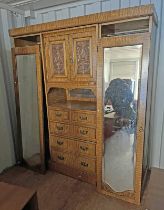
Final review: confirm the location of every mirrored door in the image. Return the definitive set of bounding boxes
[12,46,46,172]
[103,45,142,192]
[97,34,150,204]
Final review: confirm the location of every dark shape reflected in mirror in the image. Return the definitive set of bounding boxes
[103,45,142,192]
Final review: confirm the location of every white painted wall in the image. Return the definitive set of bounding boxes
[0,0,163,171]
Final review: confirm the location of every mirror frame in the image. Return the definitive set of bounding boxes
[12,46,46,173]
[96,33,150,204]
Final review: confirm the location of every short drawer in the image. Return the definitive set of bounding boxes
[78,142,96,157]
[49,122,70,136]
[77,157,96,173]
[73,125,96,141]
[51,151,69,165]
[49,109,69,122]
[50,136,68,151]
[71,111,96,125]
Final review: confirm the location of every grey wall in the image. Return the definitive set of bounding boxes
[0,9,24,172]
[0,0,164,172]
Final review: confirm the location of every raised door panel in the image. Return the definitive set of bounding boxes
[70,27,97,81]
[44,35,69,82]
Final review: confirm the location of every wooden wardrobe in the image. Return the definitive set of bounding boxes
[10,4,157,205]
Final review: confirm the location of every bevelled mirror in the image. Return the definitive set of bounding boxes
[97,34,151,204]
[12,46,46,172]
[103,45,142,192]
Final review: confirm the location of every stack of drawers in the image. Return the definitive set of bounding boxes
[48,107,97,183]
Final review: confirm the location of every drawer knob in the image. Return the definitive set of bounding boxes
[56,113,62,117]
[80,116,88,121]
[57,140,64,145]
[80,130,88,135]
[58,155,64,160]
[80,146,88,151]
[56,125,64,131]
[81,161,88,167]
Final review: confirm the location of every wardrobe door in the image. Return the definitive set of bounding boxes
[44,34,70,82]
[97,34,150,205]
[12,46,46,173]
[70,27,97,82]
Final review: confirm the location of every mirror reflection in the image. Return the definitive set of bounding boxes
[103,45,142,192]
[17,55,41,170]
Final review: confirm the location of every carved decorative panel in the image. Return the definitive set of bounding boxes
[76,40,90,74]
[51,43,65,75]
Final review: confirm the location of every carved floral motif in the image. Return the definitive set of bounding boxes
[52,44,65,75]
[76,40,90,74]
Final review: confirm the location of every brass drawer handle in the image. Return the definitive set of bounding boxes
[80,146,88,151]
[79,116,88,121]
[56,125,64,131]
[80,130,88,135]
[56,112,62,117]
[57,140,64,145]
[81,161,88,167]
[57,155,64,160]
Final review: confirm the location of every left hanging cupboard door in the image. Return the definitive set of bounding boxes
[44,34,69,82]
[12,46,46,173]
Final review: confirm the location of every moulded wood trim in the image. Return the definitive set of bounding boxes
[9,4,156,37]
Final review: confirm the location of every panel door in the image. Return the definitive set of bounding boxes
[70,27,97,82]
[44,34,70,82]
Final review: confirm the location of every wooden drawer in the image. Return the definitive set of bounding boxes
[50,136,68,151]
[51,151,69,165]
[73,125,96,141]
[78,141,96,157]
[50,136,95,157]
[49,109,69,122]
[71,111,96,125]
[49,122,70,136]
[51,151,76,166]
[77,157,96,173]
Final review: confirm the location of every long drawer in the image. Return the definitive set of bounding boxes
[48,107,96,126]
[50,136,96,157]
[51,150,96,174]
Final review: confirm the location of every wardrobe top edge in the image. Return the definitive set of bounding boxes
[9,4,157,38]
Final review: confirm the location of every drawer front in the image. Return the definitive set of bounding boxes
[71,111,96,125]
[49,109,69,122]
[50,136,68,151]
[51,151,69,165]
[74,126,96,140]
[77,157,96,173]
[50,122,70,136]
[78,142,96,157]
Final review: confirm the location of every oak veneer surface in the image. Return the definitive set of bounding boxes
[0,167,163,210]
